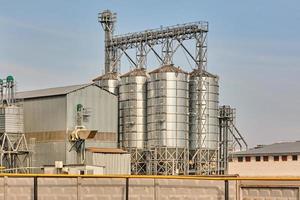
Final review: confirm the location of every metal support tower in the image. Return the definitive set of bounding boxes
[0,76,31,173]
[147,147,189,175]
[126,148,147,175]
[0,132,30,173]
[218,105,247,174]
[98,10,117,73]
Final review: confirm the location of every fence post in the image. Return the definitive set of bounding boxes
[225,180,229,200]
[125,178,129,200]
[34,176,38,200]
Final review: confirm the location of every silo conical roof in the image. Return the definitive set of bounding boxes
[189,68,218,78]
[93,72,119,81]
[120,68,148,77]
[149,64,188,74]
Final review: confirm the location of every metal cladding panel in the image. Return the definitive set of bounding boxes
[119,73,147,149]
[88,152,131,174]
[31,141,66,167]
[23,96,67,132]
[0,106,24,133]
[189,70,219,150]
[147,70,189,148]
[66,85,118,133]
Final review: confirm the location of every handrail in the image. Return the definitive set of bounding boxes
[1,173,300,181]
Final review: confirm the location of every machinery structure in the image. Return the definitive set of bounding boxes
[218,105,247,174]
[0,76,31,173]
[69,104,97,164]
[94,10,247,175]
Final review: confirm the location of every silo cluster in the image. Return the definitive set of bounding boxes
[94,65,219,175]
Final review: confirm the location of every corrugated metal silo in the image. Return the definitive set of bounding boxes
[147,64,189,175]
[119,68,148,174]
[93,72,119,95]
[189,69,219,150]
[189,69,219,174]
[119,68,148,149]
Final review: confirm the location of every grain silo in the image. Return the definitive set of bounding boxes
[119,68,148,174]
[147,64,189,175]
[189,69,219,175]
[93,72,119,95]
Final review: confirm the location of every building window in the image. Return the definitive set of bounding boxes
[255,156,261,162]
[274,156,279,161]
[238,157,243,162]
[245,156,251,162]
[292,155,298,161]
[228,157,233,162]
[263,156,269,161]
[282,155,287,161]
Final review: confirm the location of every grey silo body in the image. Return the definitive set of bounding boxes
[189,69,219,150]
[93,72,119,95]
[147,65,189,148]
[119,68,148,149]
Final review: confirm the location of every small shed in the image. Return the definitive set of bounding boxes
[85,147,131,175]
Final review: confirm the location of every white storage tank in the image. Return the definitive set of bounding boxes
[147,64,189,148]
[189,69,219,150]
[119,68,148,149]
[0,106,24,133]
[93,72,119,95]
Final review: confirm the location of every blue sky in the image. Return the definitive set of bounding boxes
[0,0,299,147]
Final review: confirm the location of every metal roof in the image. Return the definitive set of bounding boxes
[86,147,128,154]
[16,83,93,99]
[149,64,188,74]
[93,72,119,81]
[232,141,300,156]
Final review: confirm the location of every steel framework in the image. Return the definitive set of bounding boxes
[126,148,146,175]
[0,132,30,173]
[98,11,209,175]
[98,13,208,71]
[147,147,189,175]
[97,10,247,176]
[218,105,247,174]
[0,77,31,173]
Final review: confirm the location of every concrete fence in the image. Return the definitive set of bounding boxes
[0,175,300,200]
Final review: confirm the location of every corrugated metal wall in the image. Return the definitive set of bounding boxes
[66,85,118,164]
[23,96,67,132]
[23,85,118,167]
[86,152,131,174]
[31,142,66,169]
[66,85,118,133]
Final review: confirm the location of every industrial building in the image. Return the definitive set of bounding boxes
[228,141,300,176]
[91,10,247,175]
[0,10,248,175]
[16,83,118,170]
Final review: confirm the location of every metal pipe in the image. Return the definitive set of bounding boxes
[34,176,38,200]
[224,180,229,200]
[2,174,300,181]
[125,178,129,200]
